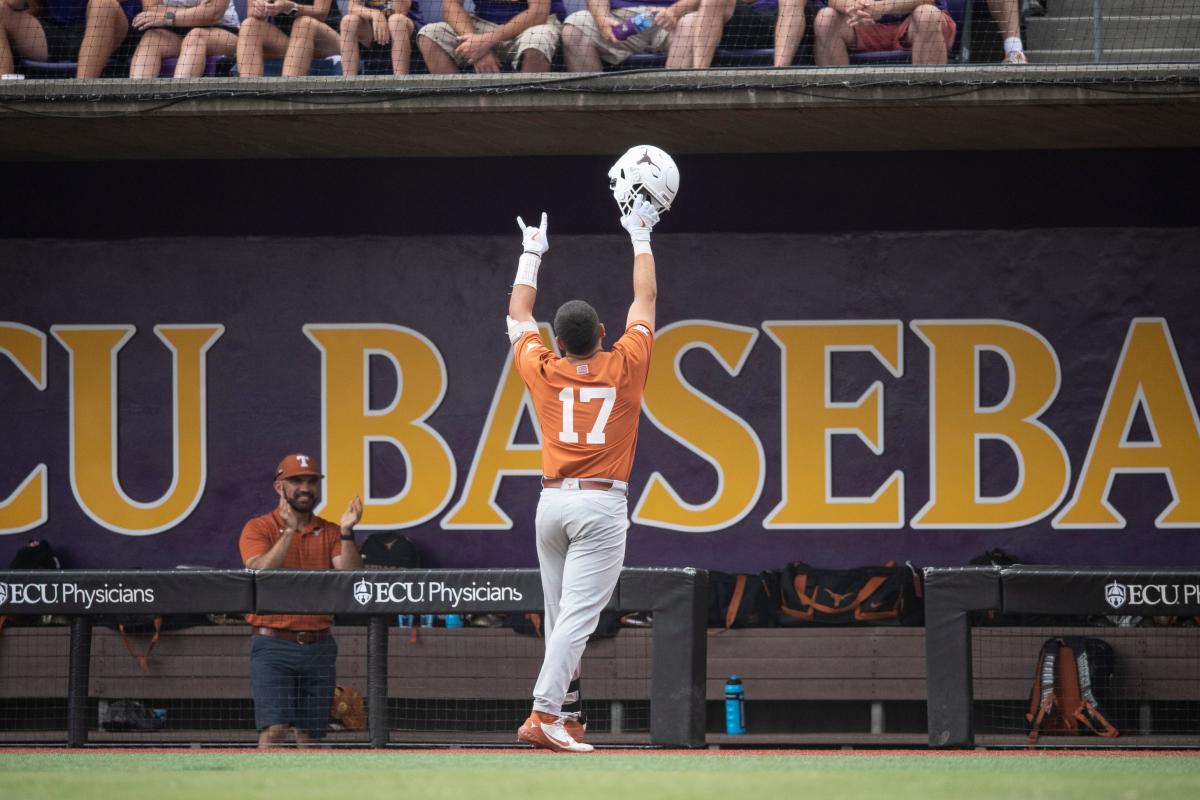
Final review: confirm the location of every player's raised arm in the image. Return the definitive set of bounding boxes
[621,197,659,331]
[507,212,550,335]
[606,145,679,332]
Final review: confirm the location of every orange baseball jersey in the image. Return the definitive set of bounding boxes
[514,320,654,482]
[239,509,343,632]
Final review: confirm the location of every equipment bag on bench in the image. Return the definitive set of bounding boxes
[776,560,919,625]
[1026,636,1119,743]
[708,571,779,628]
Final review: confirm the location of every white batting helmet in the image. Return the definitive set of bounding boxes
[608,145,680,215]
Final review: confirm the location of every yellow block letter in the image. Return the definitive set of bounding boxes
[304,324,455,528]
[441,325,556,529]
[51,324,223,535]
[911,320,1068,528]
[0,323,47,534]
[1055,318,1200,529]
[632,321,764,532]
[763,321,904,529]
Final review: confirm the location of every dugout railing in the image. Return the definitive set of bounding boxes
[925,566,1200,748]
[0,567,707,748]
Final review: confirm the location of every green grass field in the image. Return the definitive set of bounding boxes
[2,751,1200,800]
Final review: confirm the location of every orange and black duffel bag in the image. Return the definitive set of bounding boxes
[776,560,923,626]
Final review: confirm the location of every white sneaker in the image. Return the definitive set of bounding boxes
[540,719,593,753]
[1004,50,1029,65]
[519,713,594,753]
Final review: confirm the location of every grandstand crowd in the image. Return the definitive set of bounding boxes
[0,0,1029,79]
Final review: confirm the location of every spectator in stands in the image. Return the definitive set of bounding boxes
[813,0,956,66]
[1,0,47,74]
[562,0,700,70]
[28,0,140,77]
[416,0,560,74]
[127,0,239,78]
[672,0,807,68]
[988,0,1026,63]
[239,453,363,748]
[338,0,420,76]
[236,0,340,77]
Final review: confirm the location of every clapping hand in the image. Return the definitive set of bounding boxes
[339,495,364,535]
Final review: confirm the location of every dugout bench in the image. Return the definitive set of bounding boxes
[3,566,1198,747]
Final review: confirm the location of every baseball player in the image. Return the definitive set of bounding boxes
[506,195,660,754]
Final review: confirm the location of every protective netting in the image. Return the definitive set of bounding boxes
[972,619,1200,746]
[2,0,1196,79]
[0,618,653,746]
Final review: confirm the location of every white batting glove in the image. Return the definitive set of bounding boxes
[513,212,548,289]
[516,212,549,257]
[620,196,659,255]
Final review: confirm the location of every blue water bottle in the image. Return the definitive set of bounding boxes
[612,12,653,41]
[724,675,745,735]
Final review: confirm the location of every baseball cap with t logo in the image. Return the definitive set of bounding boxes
[275,454,324,481]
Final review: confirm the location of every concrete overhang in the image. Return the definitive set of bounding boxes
[1,64,1198,161]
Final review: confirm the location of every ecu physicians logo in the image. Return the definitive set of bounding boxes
[353,579,372,606]
[0,583,7,607]
[1105,581,1128,610]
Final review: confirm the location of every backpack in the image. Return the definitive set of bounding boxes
[96,614,207,672]
[360,532,422,568]
[507,610,623,640]
[1,540,64,633]
[776,560,921,626]
[707,571,779,629]
[100,699,166,732]
[7,539,61,570]
[1025,636,1119,743]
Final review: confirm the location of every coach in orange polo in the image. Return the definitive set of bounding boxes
[240,453,364,748]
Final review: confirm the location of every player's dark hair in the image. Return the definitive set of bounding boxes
[554,300,600,356]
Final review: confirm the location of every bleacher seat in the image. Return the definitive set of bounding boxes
[160,55,234,78]
[15,60,78,79]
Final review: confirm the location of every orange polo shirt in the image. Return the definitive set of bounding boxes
[514,320,654,482]
[240,509,343,632]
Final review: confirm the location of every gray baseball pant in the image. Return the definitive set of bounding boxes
[531,482,628,717]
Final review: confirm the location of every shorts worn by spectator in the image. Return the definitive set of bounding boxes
[239,452,364,748]
[416,0,563,74]
[33,0,140,77]
[127,0,239,78]
[338,0,421,75]
[562,0,700,70]
[814,0,955,66]
[673,0,807,68]
[236,0,341,77]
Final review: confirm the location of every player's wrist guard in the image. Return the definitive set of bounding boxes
[621,197,658,257]
[629,233,652,257]
[514,252,541,289]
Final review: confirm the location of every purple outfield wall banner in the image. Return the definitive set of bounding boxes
[2,228,1200,572]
